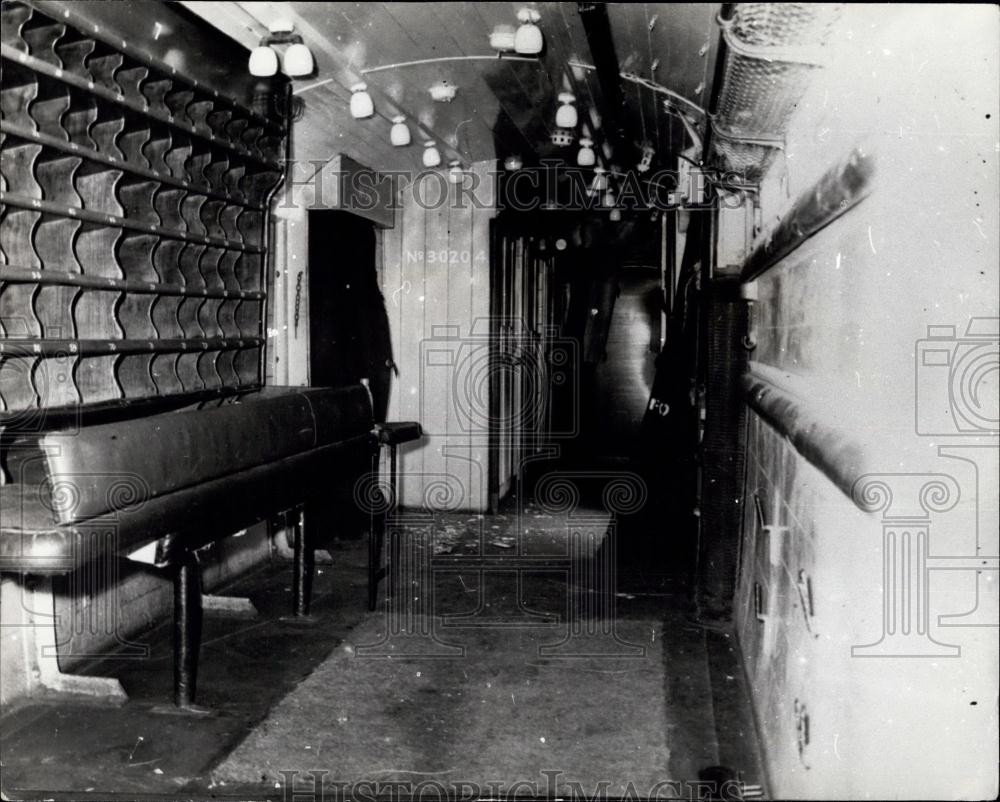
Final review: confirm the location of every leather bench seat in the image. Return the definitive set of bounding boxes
[1,385,375,573]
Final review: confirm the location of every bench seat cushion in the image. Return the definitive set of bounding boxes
[1,385,375,572]
[27,385,372,526]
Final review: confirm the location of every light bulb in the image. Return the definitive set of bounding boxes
[555,92,577,128]
[283,42,314,77]
[489,24,517,52]
[504,155,523,171]
[638,144,655,173]
[390,115,411,146]
[350,83,373,119]
[609,207,621,221]
[249,45,278,77]
[592,166,607,192]
[555,238,567,251]
[422,141,441,168]
[429,81,457,103]
[514,8,543,55]
[577,137,595,167]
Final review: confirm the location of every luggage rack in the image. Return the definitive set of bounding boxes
[708,4,842,182]
[0,0,287,419]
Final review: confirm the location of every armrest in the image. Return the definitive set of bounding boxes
[374,422,422,446]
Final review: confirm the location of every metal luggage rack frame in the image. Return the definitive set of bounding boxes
[708,4,843,182]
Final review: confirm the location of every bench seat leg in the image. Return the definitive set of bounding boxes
[152,554,212,716]
[292,508,313,617]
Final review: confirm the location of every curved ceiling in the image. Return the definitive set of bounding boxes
[183,2,721,173]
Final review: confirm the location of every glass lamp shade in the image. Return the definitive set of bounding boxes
[490,24,517,52]
[555,238,567,251]
[637,144,655,173]
[269,19,294,35]
[555,93,577,128]
[422,142,442,168]
[603,190,615,208]
[249,45,278,77]
[609,207,622,221]
[592,166,608,192]
[448,161,464,185]
[390,116,411,146]
[350,83,374,119]
[504,155,523,171]
[515,9,543,55]
[283,43,314,77]
[577,138,595,166]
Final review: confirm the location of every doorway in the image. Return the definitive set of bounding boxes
[307,210,392,421]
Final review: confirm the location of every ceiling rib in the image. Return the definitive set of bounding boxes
[576,2,639,168]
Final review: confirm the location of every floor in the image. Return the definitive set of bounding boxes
[0,496,764,801]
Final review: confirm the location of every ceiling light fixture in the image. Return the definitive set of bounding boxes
[514,8,543,55]
[429,81,457,103]
[555,92,577,128]
[248,20,314,79]
[489,24,517,52]
[423,141,442,168]
[591,166,608,193]
[390,115,411,146]
[249,44,279,77]
[638,144,655,173]
[283,42,314,78]
[350,83,374,118]
[577,137,595,167]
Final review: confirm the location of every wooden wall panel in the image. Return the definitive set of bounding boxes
[381,162,495,511]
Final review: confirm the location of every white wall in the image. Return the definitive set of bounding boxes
[737,6,999,798]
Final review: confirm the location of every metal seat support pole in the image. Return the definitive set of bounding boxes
[174,553,202,709]
[292,507,313,617]
[368,445,384,611]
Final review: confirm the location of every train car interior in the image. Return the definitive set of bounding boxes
[0,2,997,800]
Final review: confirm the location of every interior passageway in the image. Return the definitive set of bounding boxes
[0,3,996,800]
[2,497,761,799]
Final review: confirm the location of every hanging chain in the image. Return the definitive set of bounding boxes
[293,271,303,338]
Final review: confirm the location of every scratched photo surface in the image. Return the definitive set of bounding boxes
[0,3,997,801]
